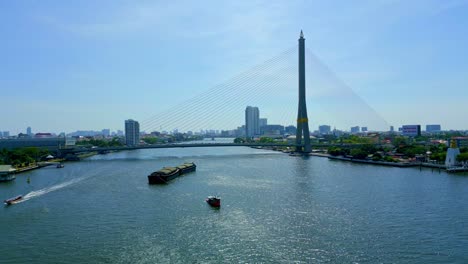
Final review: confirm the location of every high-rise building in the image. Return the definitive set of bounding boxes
[361,127,368,132]
[125,119,140,146]
[319,125,331,134]
[245,106,259,137]
[27,127,32,136]
[351,126,360,134]
[426,124,441,133]
[390,126,394,132]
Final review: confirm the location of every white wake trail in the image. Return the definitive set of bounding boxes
[18,177,84,203]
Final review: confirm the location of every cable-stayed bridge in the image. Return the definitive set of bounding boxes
[61,31,388,156]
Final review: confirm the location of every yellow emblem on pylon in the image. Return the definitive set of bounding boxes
[297,118,308,123]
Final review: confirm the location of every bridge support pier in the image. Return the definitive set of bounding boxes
[295,30,311,153]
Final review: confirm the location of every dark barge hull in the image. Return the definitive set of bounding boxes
[148,169,180,184]
[148,163,196,184]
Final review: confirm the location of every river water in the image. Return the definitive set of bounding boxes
[1,140,468,263]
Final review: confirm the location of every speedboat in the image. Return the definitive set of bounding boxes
[56,163,64,168]
[206,196,221,208]
[4,195,23,205]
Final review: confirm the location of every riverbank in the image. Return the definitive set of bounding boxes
[327,155,418,167]
[78,152,98,159]
[325,155,461,172]
[14,164,41,174]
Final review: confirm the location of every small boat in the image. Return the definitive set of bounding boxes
[206,196,221,208]
[56,163,64,168]
[4,195,23,205]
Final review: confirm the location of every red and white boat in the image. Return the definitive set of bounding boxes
[206,196,221,208]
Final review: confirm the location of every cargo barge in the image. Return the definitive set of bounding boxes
[148,162,196,184]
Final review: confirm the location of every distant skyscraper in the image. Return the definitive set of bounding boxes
[245,106,259,137]
[125,119,140,146]
[102,129,110,137]
[259,118,268,128]
[361,127,368,132]
[390,126,394,132]
[402,125,421,137]
[27,127,32,136]
[319,125,331,134]
[426,124,441,133]
[350,126,360,134]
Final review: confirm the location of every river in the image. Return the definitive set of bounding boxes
[1,140,468,263]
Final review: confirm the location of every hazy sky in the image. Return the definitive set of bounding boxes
[1,0,467,134]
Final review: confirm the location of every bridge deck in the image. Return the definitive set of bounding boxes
[59,142,366,154]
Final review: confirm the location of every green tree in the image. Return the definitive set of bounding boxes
[350,149,368,159]
[430,152,446,162]
[456,152,468,162]
[142,137,159,144]
[258,137,274,143]
[361,144,377,155]
[234,137,245,144]
[372,152,382,161]
[327,147,343,156]
[393,136,407,146]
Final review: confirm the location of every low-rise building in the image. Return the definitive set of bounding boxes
[0,165,16,182]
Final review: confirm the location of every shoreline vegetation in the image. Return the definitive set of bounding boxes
[246,134,467,173]
[2,133,468,176]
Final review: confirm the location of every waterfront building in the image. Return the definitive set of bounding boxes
[426,124,441,133]
[319,125,331,135]
[245,106,260,138]
[0,165,16,182]
[125,119,140,146]
[402,125,421,137]
[261,125,284,136]
[35,133,53,138]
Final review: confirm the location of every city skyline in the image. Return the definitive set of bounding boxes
[2,1,468,134]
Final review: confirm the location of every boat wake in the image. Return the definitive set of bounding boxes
[17,178,84,203]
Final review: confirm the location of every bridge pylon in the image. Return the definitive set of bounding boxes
[295,30,312,153]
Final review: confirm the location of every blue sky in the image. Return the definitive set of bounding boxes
[1,0,467,134]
